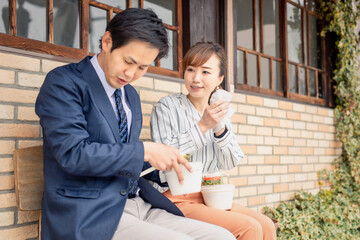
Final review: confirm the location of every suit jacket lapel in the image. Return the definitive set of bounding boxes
[77,57,121,143]
[124,85,140,142]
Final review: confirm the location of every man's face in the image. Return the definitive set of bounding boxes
[99,32,159,89]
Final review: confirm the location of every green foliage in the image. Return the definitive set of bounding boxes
[263,1,360,239]
[264,190,360,240]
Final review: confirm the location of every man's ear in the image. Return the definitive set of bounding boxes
[101,31,112,52]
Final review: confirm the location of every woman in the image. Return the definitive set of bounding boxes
[150,42,276,240]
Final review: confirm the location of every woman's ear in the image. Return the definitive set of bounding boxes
[218,75,224,86]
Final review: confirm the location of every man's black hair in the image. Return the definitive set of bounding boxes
[99,8,169,62]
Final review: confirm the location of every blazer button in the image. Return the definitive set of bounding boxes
[119,172,124,176]
[126,173,132,178]
[120,189,127,196]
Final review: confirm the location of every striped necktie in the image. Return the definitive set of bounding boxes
[115,89,138,197]
[114,89,128,143]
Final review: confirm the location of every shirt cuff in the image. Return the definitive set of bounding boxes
[213,126,232,149]
[214,126,228,138]
[159,171,167,183]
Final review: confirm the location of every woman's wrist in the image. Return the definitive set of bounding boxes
[214,127,226,136]
[197,121,210,135]
[214,126,228,138]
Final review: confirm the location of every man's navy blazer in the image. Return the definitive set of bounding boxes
[35,56,183,240]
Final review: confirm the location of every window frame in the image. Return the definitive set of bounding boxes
[234,0,330,106]
[0,0,183,78]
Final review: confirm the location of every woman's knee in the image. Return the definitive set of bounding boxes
[261,216,277,238]
[235,218,263,240]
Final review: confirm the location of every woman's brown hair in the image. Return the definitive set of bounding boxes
[182,42,227,78]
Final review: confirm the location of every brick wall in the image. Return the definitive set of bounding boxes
[138,79,341,212]
[0,51,341,239]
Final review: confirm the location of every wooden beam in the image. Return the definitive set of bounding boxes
[259,0,263,53]
[147,66,181,78]
[177,0,183,75]
[47,0,54,43]
[9,0,16,35]
[281,0,289,97]
[257,54,261,87]
[252,0,256,50]
[81,0,89,55]
[0,33,85,60]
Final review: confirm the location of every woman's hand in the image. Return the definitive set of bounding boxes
[197,100,229,135]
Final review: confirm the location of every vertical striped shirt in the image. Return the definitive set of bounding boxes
[151,93,244,174]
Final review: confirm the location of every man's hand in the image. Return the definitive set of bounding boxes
[143,142,192,184]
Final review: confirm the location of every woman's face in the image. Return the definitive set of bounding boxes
[184,54,224,102]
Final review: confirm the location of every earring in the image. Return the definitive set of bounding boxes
[216,85,220,90]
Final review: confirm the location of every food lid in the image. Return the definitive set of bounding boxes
[202,172,223,178]
[201,184,235,191]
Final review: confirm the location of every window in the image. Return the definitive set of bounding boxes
[235,0,328,105]
[0,0,182,78]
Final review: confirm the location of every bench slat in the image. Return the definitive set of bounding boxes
[14,146,44,211]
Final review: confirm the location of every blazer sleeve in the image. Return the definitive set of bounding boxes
[35,68,144,178]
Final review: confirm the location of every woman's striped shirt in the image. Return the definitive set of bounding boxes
[150,93,244,174]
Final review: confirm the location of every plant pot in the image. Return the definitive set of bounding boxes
[165,162,203,196]
[201,184,235,210]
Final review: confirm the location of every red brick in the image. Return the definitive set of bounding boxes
[0,224,38,240]
[0,175,14,190]
[246,95,263,105]
[0,158,14,172]
[248,196,265,206]
[0,124,39,138]
[278,101,292,110]
[242,145,257,154]
[229,177,247,186]
[274,147,288,155]
[0,87,38,104]
[264,156,280,164]
[0,140,15,154]
[17,210,40,224]
[288,165,302,173]
[231,114,246,123]
[264,118,280,127]
[142,116,150,127]
[0,193,16,208]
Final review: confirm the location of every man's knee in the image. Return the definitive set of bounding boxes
[206,225,236,240]
[169,232,194,240]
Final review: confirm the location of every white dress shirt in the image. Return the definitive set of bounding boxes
[90,54,132,137]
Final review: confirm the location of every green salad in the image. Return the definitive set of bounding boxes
[183,154,191,162]
[202,175,223,185]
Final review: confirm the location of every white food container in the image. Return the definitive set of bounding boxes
[201,184,235,210]
[165,162,203,196]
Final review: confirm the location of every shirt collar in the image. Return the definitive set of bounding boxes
[90,54,120,99]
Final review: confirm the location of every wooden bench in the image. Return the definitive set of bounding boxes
[13,145,279,238]
[14,145,43,239]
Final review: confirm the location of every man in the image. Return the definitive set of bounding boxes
[36,8,234,240]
